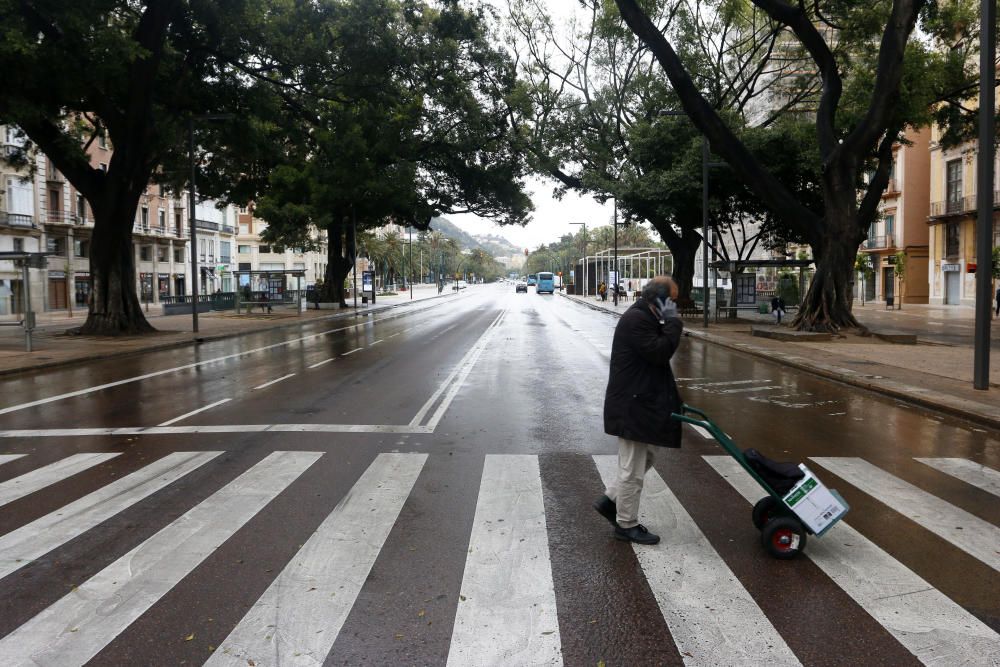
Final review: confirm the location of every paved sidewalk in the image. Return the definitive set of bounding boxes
[0,283,454,377]
[563,293,1000,431]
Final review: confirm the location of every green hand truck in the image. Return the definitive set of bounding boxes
[671,404,850,559]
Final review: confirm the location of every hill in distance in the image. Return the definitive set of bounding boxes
[429,216,521,258]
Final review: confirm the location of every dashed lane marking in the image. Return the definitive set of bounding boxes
[253,373,296,390]
[158,399,232,426]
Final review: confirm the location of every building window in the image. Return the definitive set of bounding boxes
[46,236,66,256]
[175,212,183,235]
[174,248,184,263]
[884,215,894,243]
[13,238,24,252]
[260,245,271,254]
[76,194,86,220]
[140,245,152,261]
[74,239,89,258]
[158,209,166,230]
[945,222,960,257]
[199,239,206,260]
[238,244,251,254]
[98,133,107,149]
[946,159,962,212]
[140,207,149,229]
[220,241,232,262]
[157,246,168,262]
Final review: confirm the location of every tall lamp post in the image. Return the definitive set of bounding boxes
[570,222,587,296]
[613,198,619,306]
[187,113,233,333]
[973,0,995,390]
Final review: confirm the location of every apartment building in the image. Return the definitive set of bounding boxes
[0,126,45,314]
[235,210,328,296]
[858,128,931,304]
[926,125,1000,306]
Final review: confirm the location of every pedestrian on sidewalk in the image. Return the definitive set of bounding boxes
[995,285,1000,317]
[598,281,607,302]
[771,295,786,325]
[594,276,684,545]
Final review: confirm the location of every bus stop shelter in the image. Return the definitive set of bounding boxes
[709,258,814,318]
[0,251,48,351]
[232,269,307,315]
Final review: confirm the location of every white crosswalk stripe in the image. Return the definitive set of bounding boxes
[448,455,562,667]
[208,452,427,667]
[915,457,1000,498]
[0,451,222,581]
[704,456,1000,665]
[0,454,26,467]
[0,450,997,665]
[594,455,801,666]
[811,457,1000,573]
[0,452,120,508]
[0,451,321,666]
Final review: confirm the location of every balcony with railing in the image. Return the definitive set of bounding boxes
[220,225,235,235]
[0,212,36,229]
[928,191,1000,218]
[864,235,889,249]
[195,219,220,231]
[43,210,84,225]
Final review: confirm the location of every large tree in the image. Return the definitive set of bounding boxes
[0,1,308,334]
[256,0,532,305]
[613,0,973,330]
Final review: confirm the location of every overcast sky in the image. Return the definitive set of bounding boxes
[449,177,615,251]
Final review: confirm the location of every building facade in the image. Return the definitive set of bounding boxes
[858,128,931,305]
[926,125,1000,306]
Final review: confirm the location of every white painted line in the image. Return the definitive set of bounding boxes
[369,339,382,345]
[308,358,335,369]
[811,457,1000,573]
[915,458,1000,498]
[0,451,222,580]
[341,347,364,356]
[717,385,783,394]
[253,373,296,390]
[209,453,427,666]
[0,453,120,508]
[593,455,800,666]
[158,398,232,426]
[0,424,433,438]
[690,424,713,440]
[689,379,771,387]
[0,451,322,666]
[423,312,505,431]
[448,455,561,667]
[0,454,25,466]
[387,332,400,338]
[410,310,505,429]
[703,456,1000,665]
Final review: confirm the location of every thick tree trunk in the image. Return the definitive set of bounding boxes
[323,219,356,307]
[792,213,863,332]
[76,199,155,336]
[648,219,701,306]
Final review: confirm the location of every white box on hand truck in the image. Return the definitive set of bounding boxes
[781,464,849,536]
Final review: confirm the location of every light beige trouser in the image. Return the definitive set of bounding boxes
[604,437,655,528]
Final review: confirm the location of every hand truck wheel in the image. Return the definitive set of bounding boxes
[761,516,807,559]
[751,496,779,531]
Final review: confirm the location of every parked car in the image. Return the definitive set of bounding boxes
[516,281,528,293]
[452,280,469,290]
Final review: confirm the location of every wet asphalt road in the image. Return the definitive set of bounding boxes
[0,284,998,666]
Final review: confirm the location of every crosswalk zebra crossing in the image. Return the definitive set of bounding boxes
[0,449,997,665]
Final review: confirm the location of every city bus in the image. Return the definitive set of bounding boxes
[536,271,555,294]
[527,274,537,286]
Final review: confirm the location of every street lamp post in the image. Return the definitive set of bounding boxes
[409,226,413,300]
[613,198,619,306]
[187,113,233,333]
[570,222,587,296]
[973,0,995,390]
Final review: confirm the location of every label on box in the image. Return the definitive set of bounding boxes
[782,465,847,534]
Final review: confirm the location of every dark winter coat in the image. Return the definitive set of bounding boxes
[603,298,684,448]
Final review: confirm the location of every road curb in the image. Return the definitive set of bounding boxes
[560,293,1000,431]
[1,291,458,379]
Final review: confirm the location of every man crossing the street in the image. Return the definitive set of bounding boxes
[594,275,684,545]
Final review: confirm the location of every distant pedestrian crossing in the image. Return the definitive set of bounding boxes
[0,449,997,665]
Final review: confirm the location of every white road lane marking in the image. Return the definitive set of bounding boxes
[447,455,561,667]
[704,456,1000,665]
[370,339,383,345]
[253,373,296,390]
[689,379,773,387]
[208,453,427,667]
[690,424,713,439]
[410,310,506,429]
[0,453,120,508]
[308,358,335,369]
[811,457,1000,573]
[716,385,784,394]
[158,398,232,426]
[915,458,1000,498]
[0,424,433,438]
[0,451,222,580]
[593,455,801,666]
[341,347,364,356]
[0,454,25,466]
[0,451,322,666]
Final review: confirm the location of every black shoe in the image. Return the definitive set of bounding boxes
[593,495,617,526]
[614,523,660,545]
